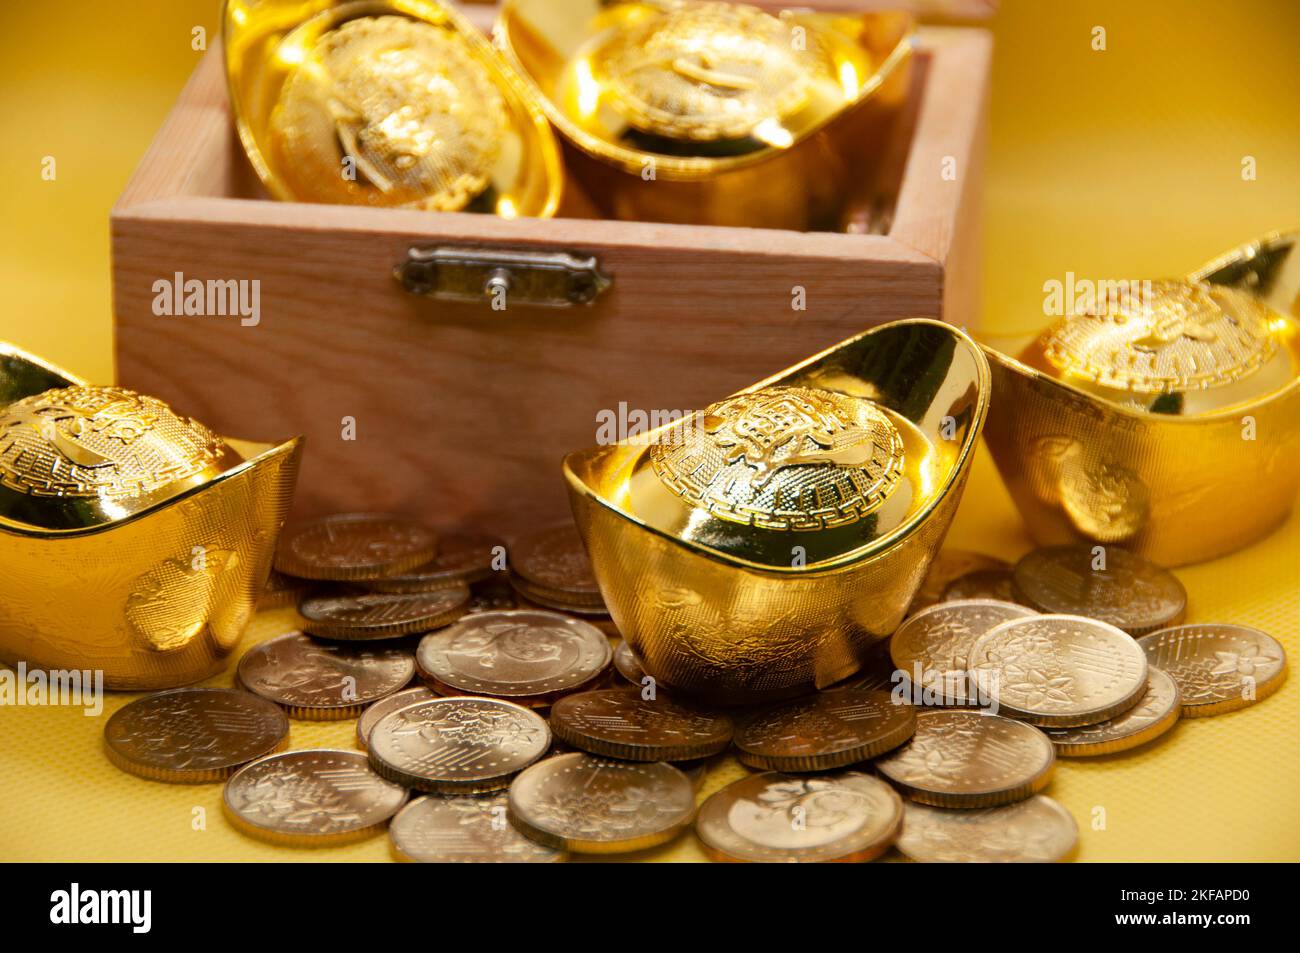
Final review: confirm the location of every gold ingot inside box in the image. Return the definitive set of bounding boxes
[564,320,989,703]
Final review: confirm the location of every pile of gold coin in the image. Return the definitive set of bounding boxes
[102,510,1286,861]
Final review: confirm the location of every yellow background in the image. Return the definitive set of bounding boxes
[2,0,1299,861]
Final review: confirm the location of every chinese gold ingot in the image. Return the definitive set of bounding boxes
[563,320,989,703]
[498,0,914,230]
[223,0,563,217]
[0,342,302,690]
[982,231,1300,567]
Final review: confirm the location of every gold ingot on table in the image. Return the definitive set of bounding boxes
[982,231,1300,566]
[563,319,990,703]
[0,342,302,690]
[498,0,914,230]
[223,0,563,217]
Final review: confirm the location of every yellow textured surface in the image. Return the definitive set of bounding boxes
[2,0,1300,861]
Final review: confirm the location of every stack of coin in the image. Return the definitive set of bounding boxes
[508,524,609,617]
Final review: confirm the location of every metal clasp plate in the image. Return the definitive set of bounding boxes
[396,246,612,309]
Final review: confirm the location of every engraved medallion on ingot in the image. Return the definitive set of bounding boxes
[1012,545,1187,636]
[968,615,1148,727]
[874,710,1055,808]
[509,524,604,609]
[734,690,916,772]
[416,610,612,704]
[1137,624,1287,718]
[275,513,438,581]
[896,795,1078,863]
[356,686,438,750]
[237,632,415,720]
[367,532,504,593]
[104,688,289,784]
[1043,668,1181,755]
[696,771,903,863]
[549,689,733,761]
[367,696,551,794]
[507,753,695,854]
[223,749,408,846]
[389,793,566,863]
[890,600,1037,706]
[299,586,469,641]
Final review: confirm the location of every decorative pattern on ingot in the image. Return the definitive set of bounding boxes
[270,15,507,211]
[649,386,905,531]
[1038,281,1275,395]
[896,795,1078,863]
[0,386,228,502]
[593,1,819,141]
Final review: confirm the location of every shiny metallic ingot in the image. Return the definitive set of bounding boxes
[499,0,914,230]
[0,342,302,690]
[563,320,989,704]
[223,0,562,217]
[983,231,1300,567]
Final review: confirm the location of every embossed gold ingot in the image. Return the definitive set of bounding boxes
[223,0,563,217]
[0,342,302,690]
[498,0,914,229]
[564,320,990,703]
[983,231,1300,566]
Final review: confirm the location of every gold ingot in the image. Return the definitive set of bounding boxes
[223,0,563,217]
[498,0,914,230]
[563,320,989,703]
[0,342,302,690]
[983,231,1300,566]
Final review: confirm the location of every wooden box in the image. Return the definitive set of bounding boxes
[112,3,992,536]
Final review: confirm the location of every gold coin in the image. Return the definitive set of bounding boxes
[274,513,439,582]
[1043,668,1181,755]
[908,550,1012,614]
[389,793,567,863]
[825,640,899,693]
[896,795,1078,863]
[941,568,1019,604]
[416,609,612,705]
[874,710,1055,808]
[509,524,604,608]
[733,690,916,772]
[1137,624,1288,718]
[507,753,695,854]
[1011,545,1186,636]
[695,771,903,863]
[889,600,1037,706]
[237,631,415,720]
[968,614,1148,727]
[367,696,551,794]
[355,686,437,750]
[104,688,289,784]
[466,579,520,615]
[613,639,647,687]
[367,532,505,594]
[299,586,469,640]
[223,749,408,847]
[549,689,733,761]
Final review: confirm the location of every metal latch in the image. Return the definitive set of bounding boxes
[396,246,612,309]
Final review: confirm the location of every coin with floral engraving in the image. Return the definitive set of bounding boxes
[509,524,604,609]
[274,513,439,581]
[549,689,733,761]
[696,771,903,863]
[890,600,1037,706]
[416,609,612,705]
[367,532,505,594]
[355,686,438,750]
[300,586,470,640]
[104,688,289,783]
[1137,624,1287,718]
[733,690,916,772]
[941,569,1020,605]
[237,631,415,720]
[507,753,695,853]
[874,710,1055,807]
[223,749,408,846]
[1011,545,1186,636]
[967,614,1148,727]
[1043,668,1181,755]
[389,793,567,863]
[908,550,1012,614]
[896,795,1078,863]
[367,696,551,794]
